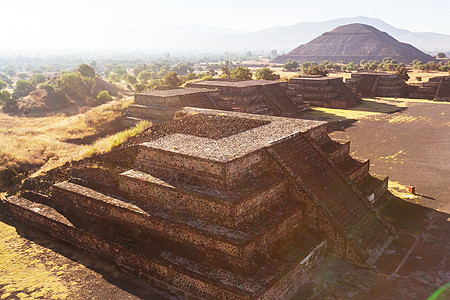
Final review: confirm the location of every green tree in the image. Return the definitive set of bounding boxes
[172,63,193,76]
[17,73,28,80]
[96,90,113,104]
[230,66,252,80]
[163,72,182,87]
[208,68,218,77]
[283,60,299,71]
[221,65,230,76]
[124,74,138,85]
[185,73,198,81]
[56,72,95,102]
[148,79,162,89]
[437,52,446,58]
[255,67,280,80]
[76,63,96,78]
[4,68,16,77]
[138,70,154,83]
[133,64,147,77]
[303,64,328,76]
[0,74,12,85]
[270,49,278,58]
[134,83,147,93]
[108,73,122,83]
[31,74,47,86]
[0,80,7,90]
[38,82,55,94]
[0,90,12,105]
[346,62,358,71]
[396,67,410,81]
[113,66,128,77]
[13,80,36,98]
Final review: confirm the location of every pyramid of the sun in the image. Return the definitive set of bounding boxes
[2,108,395,299]
[272,23,434,64]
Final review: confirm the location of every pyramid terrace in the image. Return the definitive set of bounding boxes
[2,107,396,299]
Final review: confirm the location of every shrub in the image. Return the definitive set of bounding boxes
[134,83,147,93]
[255,67,280,80]
[31,74,47,86]
[283,60,299,71]
[76,63,96,78]
[38,82,55,94]
[396,67,410,81]
[230,66,252,80]
[56,72,96,102]
[46,88,70,110]
[13,80,36,98]
[96,90,113,105]
[108,73,122,83]
[163,72,182,87]
[138,70,154,83]
[0,90,12,105]
[0,80,7,90]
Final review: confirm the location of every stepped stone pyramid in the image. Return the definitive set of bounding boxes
[186,79,308,117]
[410,76,450,101]
[272,23,434,64]
[345,72,411,98]
[124,87,218,126]
[2,108,395,299]
[288,76,361,108]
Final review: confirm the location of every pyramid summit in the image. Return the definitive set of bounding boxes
[272,23,435,64]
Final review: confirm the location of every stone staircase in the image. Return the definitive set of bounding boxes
[262,84,301,117]
[267,133,395,265]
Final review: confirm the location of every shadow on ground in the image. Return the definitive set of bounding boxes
[0,212,173,300]
[293,192,450,300]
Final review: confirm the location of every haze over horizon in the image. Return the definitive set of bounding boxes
[2,0,450,55]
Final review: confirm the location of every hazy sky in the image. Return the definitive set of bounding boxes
[3,0,449,33]
[1,0,449,54]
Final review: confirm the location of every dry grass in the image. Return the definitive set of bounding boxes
[0,98,143,189]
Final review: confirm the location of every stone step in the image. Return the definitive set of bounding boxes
[355,173,389,204]
[267,134,394,264]
[317,138,350,164]
[118,169,288,228]
[298,92,339,100]
[50,182,304,263]
[122,116,143,127]
[126,104,177,121]
[135,142,267,189]
[338,156,370,182]
[2,195,327,300]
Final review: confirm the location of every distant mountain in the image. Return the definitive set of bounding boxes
[271,23,435,64]
[240,17,450,54]
[105,17,450,54]
[2,17,449,55]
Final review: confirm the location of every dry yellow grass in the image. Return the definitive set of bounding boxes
[0,98,152,189]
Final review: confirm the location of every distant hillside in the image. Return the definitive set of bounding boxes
[272,23,435,64]
[1,17,449,55]
[236,17,450,54]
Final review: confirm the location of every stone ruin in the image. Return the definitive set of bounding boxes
[186,79,308,117]
[345,73,450,101]
[2,107,396,299]
[409,76,450,101]
[288,76,361,108]
[124,87,218,126]
[345,72,410,98]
